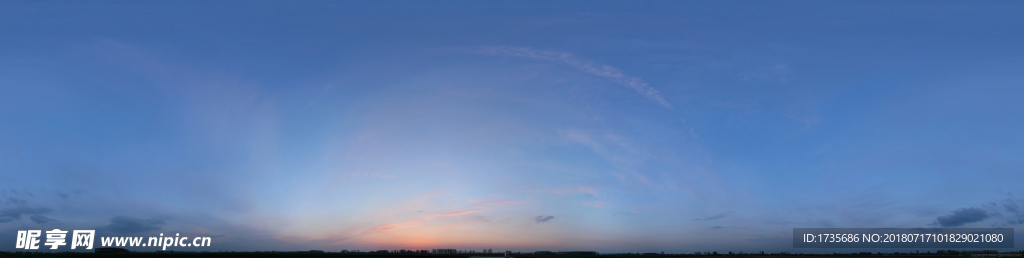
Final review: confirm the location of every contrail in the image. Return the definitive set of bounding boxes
[478,46,672,109]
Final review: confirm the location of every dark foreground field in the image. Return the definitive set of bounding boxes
[1,254,1021,258]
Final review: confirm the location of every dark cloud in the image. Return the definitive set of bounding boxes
[7,197,27,205]
[1003,199,1024,225]
[534,215,554,223]
[99,216,165,234]
[6,190,33,198]
[0,193,55,223]
[935,208,989,227]
[695,213,728,221]
[0,206,52,223]
[1004,200,1020,214]
[30,214,58,224]
[56,190,86,199]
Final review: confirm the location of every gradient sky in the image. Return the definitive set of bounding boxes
[2,0,1024,253]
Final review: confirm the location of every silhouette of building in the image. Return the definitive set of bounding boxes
[433,249,457,254]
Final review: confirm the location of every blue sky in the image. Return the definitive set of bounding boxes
[2,0,1023,253]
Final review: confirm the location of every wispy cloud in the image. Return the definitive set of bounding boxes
[361,220,424,237]
[99,216,166,234]
[695,213,729,221]
[478,46,672,109]
[546,186,599,197]
[343,172,396,179]
[472,200,523,205]
[30,214,59,224]
[534,215,555,223]
[582,201,608,209]
[434,210,480,217]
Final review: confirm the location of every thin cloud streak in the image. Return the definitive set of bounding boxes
[478,46,672,109]
[695,213,729,221]
[472,200,523,206]
[534,215,555,223]
[357,220,425,239]
[433,210,480,217]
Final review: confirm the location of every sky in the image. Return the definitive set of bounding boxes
[1,0,1024,254]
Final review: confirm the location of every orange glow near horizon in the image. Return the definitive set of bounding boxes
[326,217,565,250]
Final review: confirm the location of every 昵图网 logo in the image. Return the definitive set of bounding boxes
[15,229,212,251]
